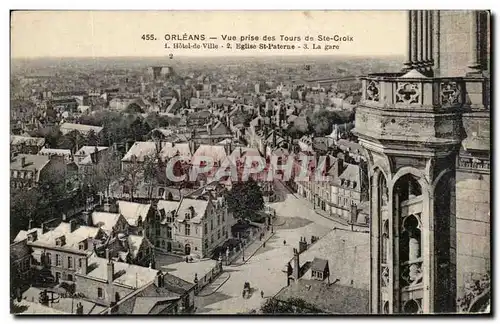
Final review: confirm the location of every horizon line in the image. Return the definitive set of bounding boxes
[11,53,405,60]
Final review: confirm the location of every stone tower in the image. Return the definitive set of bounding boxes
[354,10,490,314]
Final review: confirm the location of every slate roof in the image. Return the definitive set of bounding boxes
[10,135,45,147]
[84,255,158,289]
[275,279,369,314]
[121,142,157,162]
[60,123,103,135]
[118,201,151,226]
[10,154,50,172]
[27,222,101,252]
[91,212,121,232]
[311,257,329,272]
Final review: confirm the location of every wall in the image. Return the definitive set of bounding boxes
[455,170,490,297]
[75,275,134,306]
[31,246,88,282]
[438,11,473,77]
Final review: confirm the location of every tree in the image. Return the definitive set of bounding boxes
[225,178,264,221]
[83,149,121,198]
[309,110,349,136]
[58,130,84,153]
[86,129,99,147]
[120,158,143,201]
[29,125,62,148]
[260,297,323,314]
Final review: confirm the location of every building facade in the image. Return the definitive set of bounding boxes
[354,10,490,314]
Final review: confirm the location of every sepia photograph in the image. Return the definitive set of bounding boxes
[9,10,491,315]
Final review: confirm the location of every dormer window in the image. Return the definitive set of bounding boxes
[79,240,88,251]
[55,235,66,247]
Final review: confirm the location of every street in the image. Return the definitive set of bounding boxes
[195,180,338,314]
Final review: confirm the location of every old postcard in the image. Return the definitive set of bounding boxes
[9,10,491,315]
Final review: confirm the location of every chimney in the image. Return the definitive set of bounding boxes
[337,158,344,177]
[155,271,164,287]
[299,237,307,253]
[82,211,92,226]
[28,219,33,230]
[62,213,67,222]
[107,256,114,283]
[292,248,300,280]
[76,302,84,315]
[70,219,77,232]
[21,156,27,167]
[41,222,48,234]
[350,202,358,224]
[103,203,111,212]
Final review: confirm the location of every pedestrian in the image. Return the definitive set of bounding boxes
[283,240,286,245]
[263,242,266,248]
[261,290,264,298]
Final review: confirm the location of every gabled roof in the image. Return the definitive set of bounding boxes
[38,148,72,156]
[118,201,151,226]
[176,198,209,223]
[311,257,329,272]
[275,279,369,314]
[13,228,43,243]
[91,212,121,232]
[60,123,103,135]
[28,222,102,252]
[10,154,51,171]
[121,141,157,162]
[84,255,158,288]
[192,145,227,164]
[10,135,45,147]
[128,235,151,259]
[159,142,192,159]
[74,146,108,156]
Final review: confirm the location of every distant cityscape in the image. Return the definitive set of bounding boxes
[10,9,490,316]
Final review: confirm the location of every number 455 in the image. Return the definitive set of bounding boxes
[141,34,156,41]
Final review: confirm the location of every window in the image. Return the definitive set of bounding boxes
[156,227,160,236]
[204,223,208,234]
[68,256,73,269]
[211,235,214,244]
[318,271,323,279]
[223,226,227,238]
[210,220,213,230]
[185,213,191,220]
[162,241,165,248]
[217,215,220,226]
[67,274,73,281]
[185,224,191,236]
[158,187,165,197]
[167,211,174,223]
[204,240,208,249]
[46,253,52,266]
[195,226,198,235]
[312,271,316,278]
[218,230,221,240]
[98,288,104,299]
[222,212,225,223]
[79,258,83,268]
[167,227,172,239]
[55,254,61,267]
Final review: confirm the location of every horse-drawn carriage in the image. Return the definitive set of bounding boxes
[242,282,251,299]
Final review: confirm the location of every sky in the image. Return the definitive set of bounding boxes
[11,11,407,58]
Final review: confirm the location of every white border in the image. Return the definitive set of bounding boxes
[3,2,498,324]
